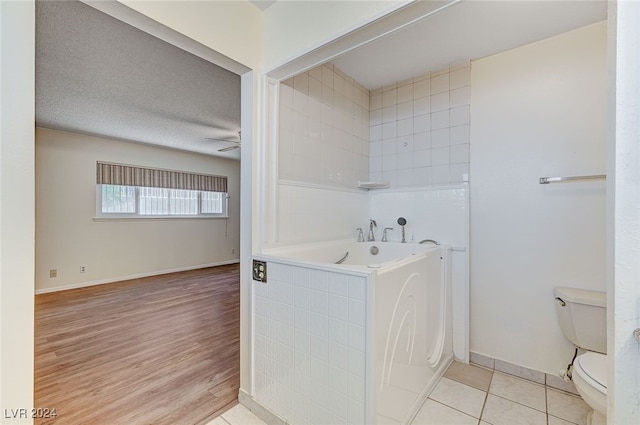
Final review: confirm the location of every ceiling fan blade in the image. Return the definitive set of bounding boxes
[218,145,241,152]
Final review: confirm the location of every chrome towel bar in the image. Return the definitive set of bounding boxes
[539,174,606,184]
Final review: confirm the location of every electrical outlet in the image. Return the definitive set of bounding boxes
[80,266,87,273]
[252,260,267,283]
[50,269,57,278]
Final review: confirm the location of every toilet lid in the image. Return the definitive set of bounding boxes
[574,352,607,395]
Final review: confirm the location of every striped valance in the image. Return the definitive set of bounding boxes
[96,162,227,192]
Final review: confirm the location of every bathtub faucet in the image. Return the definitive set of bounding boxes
[367,219,377,241]
[382,228,393,242]
[356,228,365,242]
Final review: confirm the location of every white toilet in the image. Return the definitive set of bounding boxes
[554,287,607,425]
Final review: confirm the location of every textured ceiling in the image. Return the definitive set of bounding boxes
[36,1,241,159]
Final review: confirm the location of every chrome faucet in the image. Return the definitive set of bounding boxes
[356,228,365,242]
[367,219,377,241]
[382,227,393,242]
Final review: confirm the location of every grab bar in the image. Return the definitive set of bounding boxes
[539,174,606,184]
[419,239,440,245]
[335,252,349,264]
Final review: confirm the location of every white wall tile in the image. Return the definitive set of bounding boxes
[450,66,470,89]
[397,101,413,120]
[450,144,470,164]
[450,86,470,108]
[397,84,413,103]
[414,132,430,151]
[414,97,431,116]
[381,122,397,139]
[414,114,431,134]
[431,128,450,148]
[382,105,397,123]
[450,125,470,145]
[431,92,450,112]
[450,105,470,126]
[369,92,382,110]
[413,79,430,99]
[382,88,397,108]
[431,73,450,94]
[431,110,450,130]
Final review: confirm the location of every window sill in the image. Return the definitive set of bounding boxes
[93,216,228,222]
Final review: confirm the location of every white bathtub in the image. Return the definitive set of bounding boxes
[260,240,433,268]
[251,240,453,425]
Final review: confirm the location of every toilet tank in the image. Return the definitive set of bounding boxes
[554,287,607,354]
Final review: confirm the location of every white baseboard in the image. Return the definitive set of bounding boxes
[35,259,240,294]
[238,389,286,425]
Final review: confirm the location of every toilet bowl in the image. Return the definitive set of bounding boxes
[554,287,607,425]
[572,352,607,425]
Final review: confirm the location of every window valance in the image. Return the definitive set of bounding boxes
[96,162,227,193]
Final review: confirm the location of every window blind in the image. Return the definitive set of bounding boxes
[96,162,227,193]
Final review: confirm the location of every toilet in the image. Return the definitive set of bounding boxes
[554,287,607,425]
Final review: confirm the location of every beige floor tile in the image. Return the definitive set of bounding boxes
[445,361,494,391]
[546,388,590,425]
[221,404,268,425]
[205,417,230,425]
[489,371,546,412]
[548,415,580,425]
[481,394,546,425]
[429,377,487,418]
[412,399,479,425]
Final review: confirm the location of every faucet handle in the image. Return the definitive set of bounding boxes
[382,227,393,242]
[356,227,365,242]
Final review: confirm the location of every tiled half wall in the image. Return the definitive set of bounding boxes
[279,64,370,189]
[253,262,368,425]
[279,62,471,190]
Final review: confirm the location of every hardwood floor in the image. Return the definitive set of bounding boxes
[35,265,240,425]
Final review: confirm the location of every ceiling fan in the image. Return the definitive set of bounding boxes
[205,131,241,152]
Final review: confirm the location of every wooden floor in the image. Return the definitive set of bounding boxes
[35,265,240,425]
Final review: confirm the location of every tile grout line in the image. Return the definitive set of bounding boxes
[477,369,493,424]
[427,398,481,423]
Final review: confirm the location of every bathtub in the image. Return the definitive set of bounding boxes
[251,240,453,425]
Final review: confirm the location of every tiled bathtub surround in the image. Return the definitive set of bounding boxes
[253,262,368,425]
[279,64,370,188]
[369,64,471,187]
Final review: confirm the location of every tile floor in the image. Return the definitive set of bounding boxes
[205,404,266,425]
[207,362,591,425]
[413,361,591,425]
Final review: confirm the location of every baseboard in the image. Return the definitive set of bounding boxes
[238,388,287,425]
[35,259,240,294]
[469,351,579,395]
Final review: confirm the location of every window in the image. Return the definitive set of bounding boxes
[96,162,228,218]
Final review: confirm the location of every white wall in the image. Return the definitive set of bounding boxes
[35,128,240,292]
[369,64,471,187]
[609,1,640,423]
[470,21,607,374]
[1,0,35,421]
